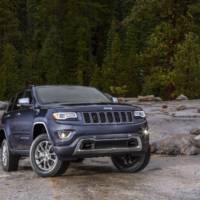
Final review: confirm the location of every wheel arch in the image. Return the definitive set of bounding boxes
[32,122,52,142]
[0,129,7,146]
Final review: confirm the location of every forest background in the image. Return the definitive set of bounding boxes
[0,0,200,100]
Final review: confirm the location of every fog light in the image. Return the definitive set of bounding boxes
[143,129,149,136]
[57,130,74,140]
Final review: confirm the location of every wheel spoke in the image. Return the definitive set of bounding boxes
[36,159,44,165]
[49,152,56,156]
[34,140,58,172]
[2,143,8,166]
[38,143,45,152]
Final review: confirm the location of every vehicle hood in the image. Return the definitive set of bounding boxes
[41,103,142,112]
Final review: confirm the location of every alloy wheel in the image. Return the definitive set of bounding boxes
[34,140,58,172]
[2,142,8,167]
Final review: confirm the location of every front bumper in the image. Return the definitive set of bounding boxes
[54,133,149,160]
[47,119,149,160]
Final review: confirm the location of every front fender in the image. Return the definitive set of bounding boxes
[32,117,54,144]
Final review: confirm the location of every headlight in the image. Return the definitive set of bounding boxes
[52,112,78,120]
[134,111,146,118]
[143,129,149,135]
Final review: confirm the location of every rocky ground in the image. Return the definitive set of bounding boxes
[1,98,200,200]
[0,156,200,200]
[125,98,200,155]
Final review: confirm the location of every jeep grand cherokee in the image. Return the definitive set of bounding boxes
[0,85,150,177]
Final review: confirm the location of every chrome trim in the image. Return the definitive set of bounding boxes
[33,122,76,142]
[73,136,142,155]
[82,111,136,125]
[57,130,76,141]
[32,122,51,141]
[18,97,30,105]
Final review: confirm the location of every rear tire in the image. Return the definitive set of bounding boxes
[1,139,19,171]
[30,134,69,177]
[111,148,150,173]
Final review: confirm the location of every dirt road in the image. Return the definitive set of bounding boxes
[1,99,200,200]
[0,156,200,200]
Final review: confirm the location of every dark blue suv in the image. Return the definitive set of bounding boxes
[0,85,150,177]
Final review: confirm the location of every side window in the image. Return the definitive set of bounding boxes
[7,97,15,112]
[23,90,33,104]
[13,92,24,111]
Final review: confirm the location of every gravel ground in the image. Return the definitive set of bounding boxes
[0,156,200,200]
[1,99,200,200]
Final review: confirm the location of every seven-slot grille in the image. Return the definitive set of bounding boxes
[83,111,134,124]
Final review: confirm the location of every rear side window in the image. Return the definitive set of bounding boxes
[13,92,24,111]
[7,90,33,112]
[24,90,33,104]
[7,97,15,112]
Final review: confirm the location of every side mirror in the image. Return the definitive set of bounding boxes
[18,98,31,107]
[112,97,119,103]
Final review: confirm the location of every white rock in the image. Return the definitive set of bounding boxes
[176,105,187,111]
[176,94,188,101]
[138,95,162,102]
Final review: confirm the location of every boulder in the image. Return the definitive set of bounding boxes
[190,128,200,136]
[176,94,188,101]
[176,105,186,111]
[190,135,200,148]
[138,95,162,102]
[162,104,168,109]
[151,133,200,155]
[118,97,125,103]
[138,95,155,102]
[154,97,162,101]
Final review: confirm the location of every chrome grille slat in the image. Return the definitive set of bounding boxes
[83,111,134,124]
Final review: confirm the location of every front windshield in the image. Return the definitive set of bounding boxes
[35,86,111,104]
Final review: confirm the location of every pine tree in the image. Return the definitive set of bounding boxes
[173,32,200,98]
[101,20,127,96]
[39,26,65,84]
[0,0,22,99]
[0,44,21,99]
[134,0,200,99]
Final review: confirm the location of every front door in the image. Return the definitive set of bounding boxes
[9,90,34,150]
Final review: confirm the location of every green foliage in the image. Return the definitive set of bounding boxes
[173,32,200,98]
[0,0,200,100]
[110,85,128,97]
[143,68,175,99]
[101,20,125,95]
[132,0,200,99]
[0,44,21,99]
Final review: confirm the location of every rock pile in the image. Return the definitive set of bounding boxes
[151,128,200,155]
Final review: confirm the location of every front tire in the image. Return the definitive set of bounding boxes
[111,148,150,173]
[30,134,69,177]
[1,139,19,171]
